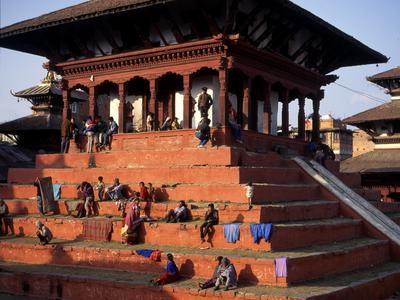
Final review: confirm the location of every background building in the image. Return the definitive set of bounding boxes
[352,129,375,157]
[342,66,400,202]
[0,70,87,153]
[306,114,353,160]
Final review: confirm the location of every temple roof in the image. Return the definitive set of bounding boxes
[368,67,400,82]
[12,72,88,102]
[343,100,400,125]
[340,149,400,174]
[0,0,387,74]
[0,114,61,133]
[13,84,61,98]
[0,0,166,36]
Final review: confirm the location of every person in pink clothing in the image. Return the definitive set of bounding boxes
[121,198,142,245]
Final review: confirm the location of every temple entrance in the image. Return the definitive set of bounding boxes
[96,81,118,123]
[125,77,150,132]
[69,84,89,125]
[157,73,183,129]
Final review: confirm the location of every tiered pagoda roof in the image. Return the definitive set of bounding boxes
[343,100,400,125]
[0,0,387,74]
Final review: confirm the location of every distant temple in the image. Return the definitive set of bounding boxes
[342,67,400,201]
[0,70,87,152]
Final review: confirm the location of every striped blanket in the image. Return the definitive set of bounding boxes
[82,219,113,241]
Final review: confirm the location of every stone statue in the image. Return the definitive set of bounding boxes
[197,87,213,118]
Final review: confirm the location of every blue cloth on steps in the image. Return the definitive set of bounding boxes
[136,249,154,257]
[223,223,240,243]
[250,223,272,243]
[53,184,62,200]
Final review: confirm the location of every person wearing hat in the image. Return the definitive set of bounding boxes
[198,87,213,118]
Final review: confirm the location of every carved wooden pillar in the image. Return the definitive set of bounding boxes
[263,83,272,134]
[118,82,125,133]
[183,74,192,128]
[312,92,322,141]
[242,78,251,130]
[281,88,289,137]
[89,85,96,119]
[61,82,70,137]
[218,68,229,126]
[149,77,158,130]
[168,92,175,119]
[297,95,306,140]
[142,94,148,131]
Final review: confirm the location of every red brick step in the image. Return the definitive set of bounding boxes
[7,215,362,251]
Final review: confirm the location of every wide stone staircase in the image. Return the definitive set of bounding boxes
[0,134,399,299]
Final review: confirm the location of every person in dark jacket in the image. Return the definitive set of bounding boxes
[196,117,211,148]
[198,87,213,118]
[315,142,335,167]
[200,203,219,242]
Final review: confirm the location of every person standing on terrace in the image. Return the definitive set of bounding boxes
[198,87,213,118]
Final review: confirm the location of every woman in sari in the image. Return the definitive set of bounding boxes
[121,199,142,245]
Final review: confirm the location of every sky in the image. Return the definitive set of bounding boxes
[0,0,399,125]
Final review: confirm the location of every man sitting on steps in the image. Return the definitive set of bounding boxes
[35,220,53,245]
[200,203,219,243]
[165,200,188,223]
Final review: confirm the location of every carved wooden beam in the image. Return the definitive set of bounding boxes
[290,35,319,61]
[68,25,94,58]
[132,24,153,48]
[201,9,221,36]
[247,15,268,40]
[236,3,267,34]
[153,22,169,46]
[99,20,122,53]
[164,11,185,43]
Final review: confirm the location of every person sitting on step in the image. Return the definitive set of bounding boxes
[151,253,180,285]
[200,203,219,243]
[35,220,53,245]
[165,200,188,223]
[104,117,119,150]
[195,117,211,148]
[214,257,238,291]
[106,178,124,200]
[139,181,150,201]
[0,199,9,235]
[199,256,223,289]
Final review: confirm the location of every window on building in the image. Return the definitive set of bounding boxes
[334,133,339,141]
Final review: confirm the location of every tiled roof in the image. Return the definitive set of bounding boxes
[0,0,169,37]
[0,114,61,133]
[13,84,59,97]
[340,149,400,173]
[368,67,400,82]
[343,100,400,125]
[13,83,88,101]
